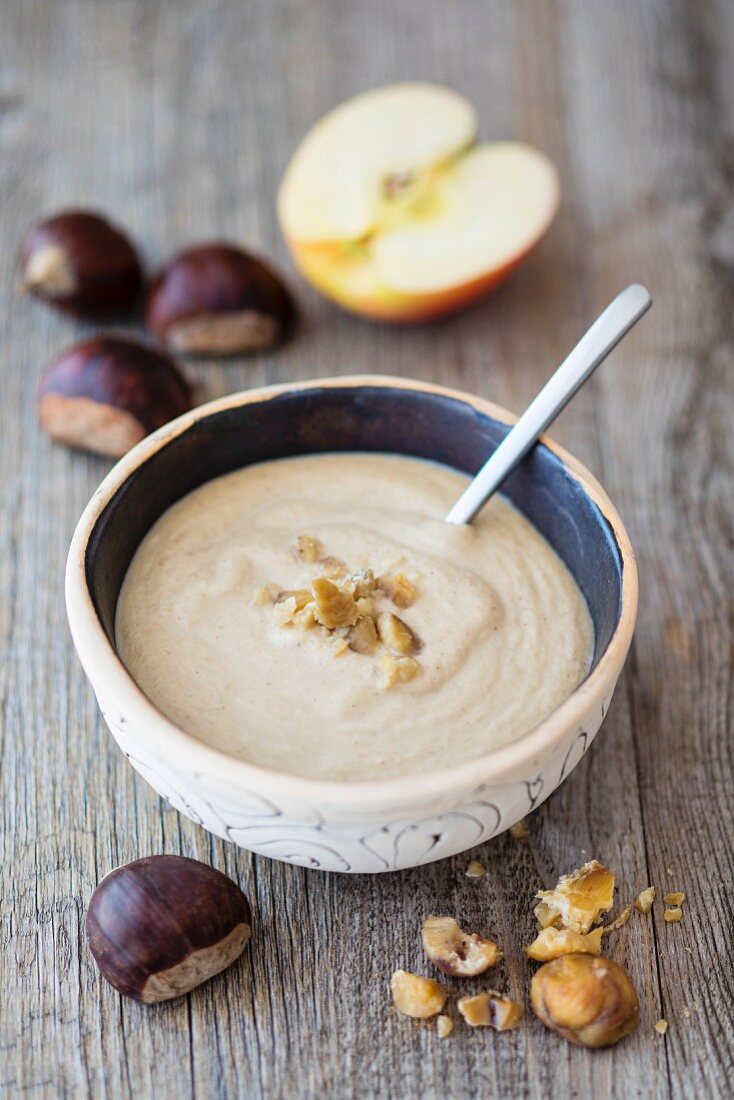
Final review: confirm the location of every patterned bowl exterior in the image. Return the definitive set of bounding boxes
[66,378,637,874]
[95,688,615,873]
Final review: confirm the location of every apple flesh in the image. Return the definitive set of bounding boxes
[278,84,559,322]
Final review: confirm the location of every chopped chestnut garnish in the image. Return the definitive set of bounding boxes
[38,337,192,458]
[376,653,420,690]
[376,611,418,656]
[19,210,142,317]
[530,953,639,1048]
[457,991,523,1031]
[390,969,447,1018]
[293,534,322,563]
[146,243,295,356]
[422,915,501,976]
[259,540,423,685]
[347,614,378,654]
[378,571,418,608]
[311,577,359,629]
[86,855,252,1003]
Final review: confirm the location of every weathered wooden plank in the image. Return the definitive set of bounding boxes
[558,1,734,1096]
[0,0,731,1097]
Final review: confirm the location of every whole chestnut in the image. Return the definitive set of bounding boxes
[38,336,192,457]
[19,210,143,317]
[86,855,252,1003]
[146,243,295,356]
[530,953,639,1048]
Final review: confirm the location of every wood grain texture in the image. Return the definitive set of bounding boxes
[1,0,732,1097]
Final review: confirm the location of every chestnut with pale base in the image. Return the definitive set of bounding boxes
[146,244,295,356]
[38,338,192,459]
[86,855,252,1004]
[19,210,142,318]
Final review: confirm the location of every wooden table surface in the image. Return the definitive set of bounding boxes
[1,1,732,1097]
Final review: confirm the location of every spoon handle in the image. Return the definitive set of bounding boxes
[445,283,652,525]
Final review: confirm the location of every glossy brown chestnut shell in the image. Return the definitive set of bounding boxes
[19,210,143,317]
[146,243,295,356]
[86,855,252,1003]
[38,336,192,457]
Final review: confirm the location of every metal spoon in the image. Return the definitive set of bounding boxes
[445,284,652,525]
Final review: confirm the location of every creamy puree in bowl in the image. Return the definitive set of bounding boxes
[116,453,593,781]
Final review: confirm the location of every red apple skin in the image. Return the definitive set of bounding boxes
[286,232,551,324]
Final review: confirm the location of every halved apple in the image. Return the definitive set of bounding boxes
[278,83,560,323]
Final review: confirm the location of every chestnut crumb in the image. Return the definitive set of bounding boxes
[146,243,295,356]
[525,926,604,961]
[86,855,252,1003]
[390,970,447,1019]
[38,337,192,457]
[457,991,523,1031]
[436,1014,454,1038]
[535,860,615,934]
[634,886,656,913]
[19,210,142,317]
[422,915,501,976]
[601,903,635,935]
[465,860,486,879]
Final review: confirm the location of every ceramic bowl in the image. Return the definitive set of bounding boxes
[66,377,637,873]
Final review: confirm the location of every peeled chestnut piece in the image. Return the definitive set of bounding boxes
[146,243,295,356]
[530,954,639,1048]
[38,337,192,458]
[19,210,142,317]
[422,915,502,976]
[86,855,252,1003]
